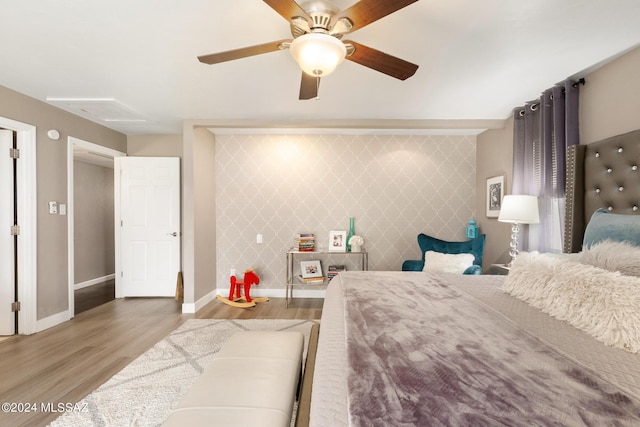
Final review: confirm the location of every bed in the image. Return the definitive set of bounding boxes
[308,130,640,426]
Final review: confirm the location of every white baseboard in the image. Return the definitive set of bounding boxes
[74,274,115,291]
[36,309,72,333]
[216,287,326,299]
[35,284,324,330]
[181,289,216,314]
[181,302,196,314]
[283,288,326,298]
[185,286,326,313]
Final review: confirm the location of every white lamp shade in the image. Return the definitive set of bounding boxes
[289,33,346,77]
[498,195,540,224]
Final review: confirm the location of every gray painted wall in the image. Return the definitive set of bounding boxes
[0,84,126,320]
[73,160,115,283]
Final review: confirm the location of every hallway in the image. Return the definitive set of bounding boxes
[74,279,115,315]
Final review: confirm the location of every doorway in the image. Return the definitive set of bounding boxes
[67,137,125,316]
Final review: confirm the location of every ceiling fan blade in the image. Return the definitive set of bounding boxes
[263,0,313,26]
[331,0,419,34]
[344,40,418,80]
[198,39,291,65]
[299,73,319,100]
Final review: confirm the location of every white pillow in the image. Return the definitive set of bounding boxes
[423,251,475,274]
[579,239,640,277]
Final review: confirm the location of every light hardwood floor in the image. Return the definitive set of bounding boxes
[0,295,323,427]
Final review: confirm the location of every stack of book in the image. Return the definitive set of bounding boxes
[327,265,346,282]
[296,233,315,251]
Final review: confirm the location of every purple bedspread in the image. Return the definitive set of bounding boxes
[341,271,640,426]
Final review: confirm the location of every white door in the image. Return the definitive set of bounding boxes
[0,130,15,334]
[116,157,180,297]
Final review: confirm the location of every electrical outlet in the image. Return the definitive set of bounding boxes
[48,201,58,214]
[230,268,236,277]
[257,233,263,244]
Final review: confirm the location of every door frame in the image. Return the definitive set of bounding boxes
[67,137,126,316]
[0,117,37,335]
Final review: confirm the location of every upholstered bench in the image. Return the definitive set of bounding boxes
[162,330,304,427]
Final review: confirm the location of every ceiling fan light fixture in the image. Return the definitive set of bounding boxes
[289,33,346,77]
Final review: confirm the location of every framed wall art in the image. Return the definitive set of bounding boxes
[486,175,504,218]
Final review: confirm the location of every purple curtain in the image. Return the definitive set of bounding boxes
[512,79,580,252]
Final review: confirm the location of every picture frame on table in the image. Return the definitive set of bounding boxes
[300,260,322,279]
[329,230,347,252]
[486,175,504,218]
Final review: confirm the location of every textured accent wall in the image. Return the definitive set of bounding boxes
[215,133,476,289]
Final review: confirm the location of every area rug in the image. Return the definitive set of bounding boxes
[49,319,316,427]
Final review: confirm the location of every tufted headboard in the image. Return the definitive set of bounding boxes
[564,129,640,253]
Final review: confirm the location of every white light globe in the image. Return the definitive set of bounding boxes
[290,33,346,77]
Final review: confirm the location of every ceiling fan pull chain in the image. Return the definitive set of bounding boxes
[315,75,320,100]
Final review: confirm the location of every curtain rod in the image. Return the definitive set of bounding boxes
[517,78,586,115]
[572,78,586,88]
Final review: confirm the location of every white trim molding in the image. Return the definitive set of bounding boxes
[181,286,327,313]
[181,290,216,314]
[0,116,37,335]
[67,137,125,319]
[74,274,116,291]
[36,310,71,333]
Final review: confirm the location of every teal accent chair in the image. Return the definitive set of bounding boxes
[402,233,486,274]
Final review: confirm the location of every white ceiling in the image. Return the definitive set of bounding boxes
[1,0,640,135]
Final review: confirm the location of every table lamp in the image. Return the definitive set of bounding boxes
[498,195,540,264]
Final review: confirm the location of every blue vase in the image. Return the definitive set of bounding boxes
[346,217,355,252]
[466,219,479,239]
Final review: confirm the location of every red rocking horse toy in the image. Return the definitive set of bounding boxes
[216,269,269,308]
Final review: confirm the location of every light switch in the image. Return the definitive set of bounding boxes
[257,234,263,244]
[59,204,67,215]
[48,201,58,214]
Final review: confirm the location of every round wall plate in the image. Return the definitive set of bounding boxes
[47,129,60,140]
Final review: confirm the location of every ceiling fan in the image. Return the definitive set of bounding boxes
[197,0,420,100]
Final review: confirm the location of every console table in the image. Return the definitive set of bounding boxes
[285,249,368,307]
